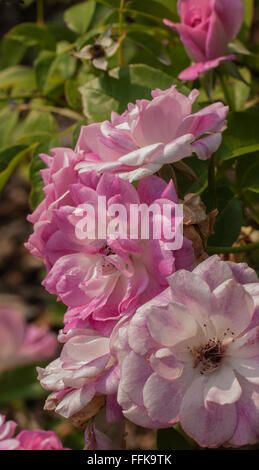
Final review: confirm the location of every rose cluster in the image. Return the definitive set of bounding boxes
[26,83,259,449]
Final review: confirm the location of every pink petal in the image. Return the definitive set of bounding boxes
[226,377,259,447]
[214,0,244,41]
[146,302,199,348]
[143,373,183,423]
[204,365,242,405]
[230,358,259,385]
[180,376,237,447]
[55,385,95,418]
[211,280,254,336]
[137,175,178,205]
[193,255,234,290]
[178,55,236,81]
[167,269,214,327]
[206,11,228,59]
[192,133,222,159]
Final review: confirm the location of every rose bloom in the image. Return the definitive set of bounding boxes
[75,86,228,181]
[112,256,259,448]
[0,414,68,450]
[164,0,244,80]
[0,306,57,373]
[26,167,193,335]
[37,326,122,421]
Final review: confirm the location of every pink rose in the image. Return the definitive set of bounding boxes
[112,256,259,448]
[164,0,244,80]
[0,306,57,373]
[0,414,20,450]
[76,86,228,180]
[37,326,122,420]
[0,414,68,450]
[26,169,194,335]
[16,430,68,450]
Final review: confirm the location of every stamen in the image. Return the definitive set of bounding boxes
[191,338,225,374]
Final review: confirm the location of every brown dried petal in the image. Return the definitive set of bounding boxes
[67,395,106,430]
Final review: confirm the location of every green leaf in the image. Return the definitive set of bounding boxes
[231,68,251,111]
[215,107,259,163]
[11,70,37,98]
[0,144,29,191]
[0,66,35,91]
[236,153,258,190]
[154,0,178,15]
[96,0,120,8]
[209,198,243,247]
[15,110,57,145]
[243,190,259,224]
[0,144,27,173]
[35,51,76,95]
[80,64,188,122]
[0,37,26,70]
[167,40,190,77]
[0,365,46,404]
[64,0,96,35]
[34,52,56,92]
[126,0,178,23]
[157,427,192,450]
[228,39,253,56]
[219,61,251,86]
[0,108,19,150]
[240,0,254,41]
[174,157,208,198]
[127,31,168,61]
[239,156,259,194]
[65,70,96,112]
[8,23,56,51]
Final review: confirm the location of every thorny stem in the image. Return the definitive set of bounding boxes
[207,242,259,255]
[118,0,125,67]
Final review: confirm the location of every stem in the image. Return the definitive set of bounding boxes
[219,73,235,111]
[118,0,125,67]
[207,242,259,255]
[208,155,217,209]
[37,0,44,26]
[18,103,83,121]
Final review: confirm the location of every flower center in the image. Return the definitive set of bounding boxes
[191,16,202,27]
[89,44,105,59]
[192,339,225,374]
[104,244,115,256]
